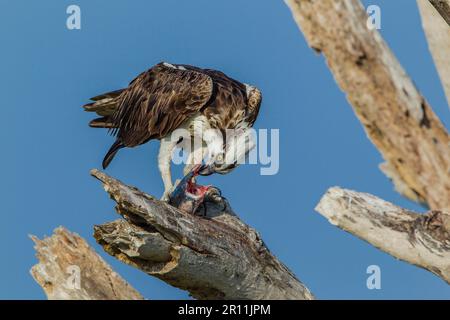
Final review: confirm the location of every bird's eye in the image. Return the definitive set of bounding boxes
[216,153,224,163]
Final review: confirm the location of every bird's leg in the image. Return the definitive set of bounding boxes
[158,138,178,201]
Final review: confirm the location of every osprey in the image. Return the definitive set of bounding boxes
[84,62,262,200]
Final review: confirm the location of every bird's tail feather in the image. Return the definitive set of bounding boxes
[83,89,124,129]
[83,89,124,114]
[103,140,124,169]
[89,116,116,128]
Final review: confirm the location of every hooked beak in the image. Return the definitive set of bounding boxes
[197,163,214,176]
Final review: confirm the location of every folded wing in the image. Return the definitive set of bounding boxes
[111,62,214,147]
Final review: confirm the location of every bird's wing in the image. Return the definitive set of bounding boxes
[112,62,213,146]
[201,69,262,127]
[245,87,262,127]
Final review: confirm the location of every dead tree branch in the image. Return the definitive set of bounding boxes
[286,0,450,210]
[316,187,450,284]
[428,0,450,26]
[31,226,144,300]
[91,169,314,300]
[418,0,450,108]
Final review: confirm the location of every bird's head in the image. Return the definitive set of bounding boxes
[198,152,238,176]
[198,128,255,176]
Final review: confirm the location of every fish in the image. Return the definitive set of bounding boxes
[169,164,217,215]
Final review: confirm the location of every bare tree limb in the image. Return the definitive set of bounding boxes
[428,0,450,26]
[31,226,144,300]
[91,169,314,300]
[316,187,450,284]
[418,0,450,108]
[285,0,450,210]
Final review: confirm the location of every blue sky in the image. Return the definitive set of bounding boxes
[0,0,449,299]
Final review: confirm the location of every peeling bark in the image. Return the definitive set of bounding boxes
[285,0,450,210]
[91,169,314,300]
[316,187,450,284]
[418,0,450,108]
[31,227,144,300]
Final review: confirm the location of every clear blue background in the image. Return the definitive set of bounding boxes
[1,0,449,299]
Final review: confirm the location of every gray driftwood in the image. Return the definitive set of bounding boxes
[91,169,314,300]
[316,187,450,284]
[31,226,143,300]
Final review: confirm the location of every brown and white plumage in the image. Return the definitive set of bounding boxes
[84,61,262,199]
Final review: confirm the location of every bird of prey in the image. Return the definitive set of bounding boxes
[84,62,262,201]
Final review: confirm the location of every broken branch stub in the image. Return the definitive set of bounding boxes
[316,187,450,284]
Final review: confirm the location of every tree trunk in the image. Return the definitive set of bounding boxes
[428,0,450,26]
[418,0,450,108]
[285,0,450,211]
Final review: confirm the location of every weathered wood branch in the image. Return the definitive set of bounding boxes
[316,187,450,284]
[286,0,450,210]
[429,0,450,26]
[91,169,314,300]
[418,0,450,108]
[31,226,144,300]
